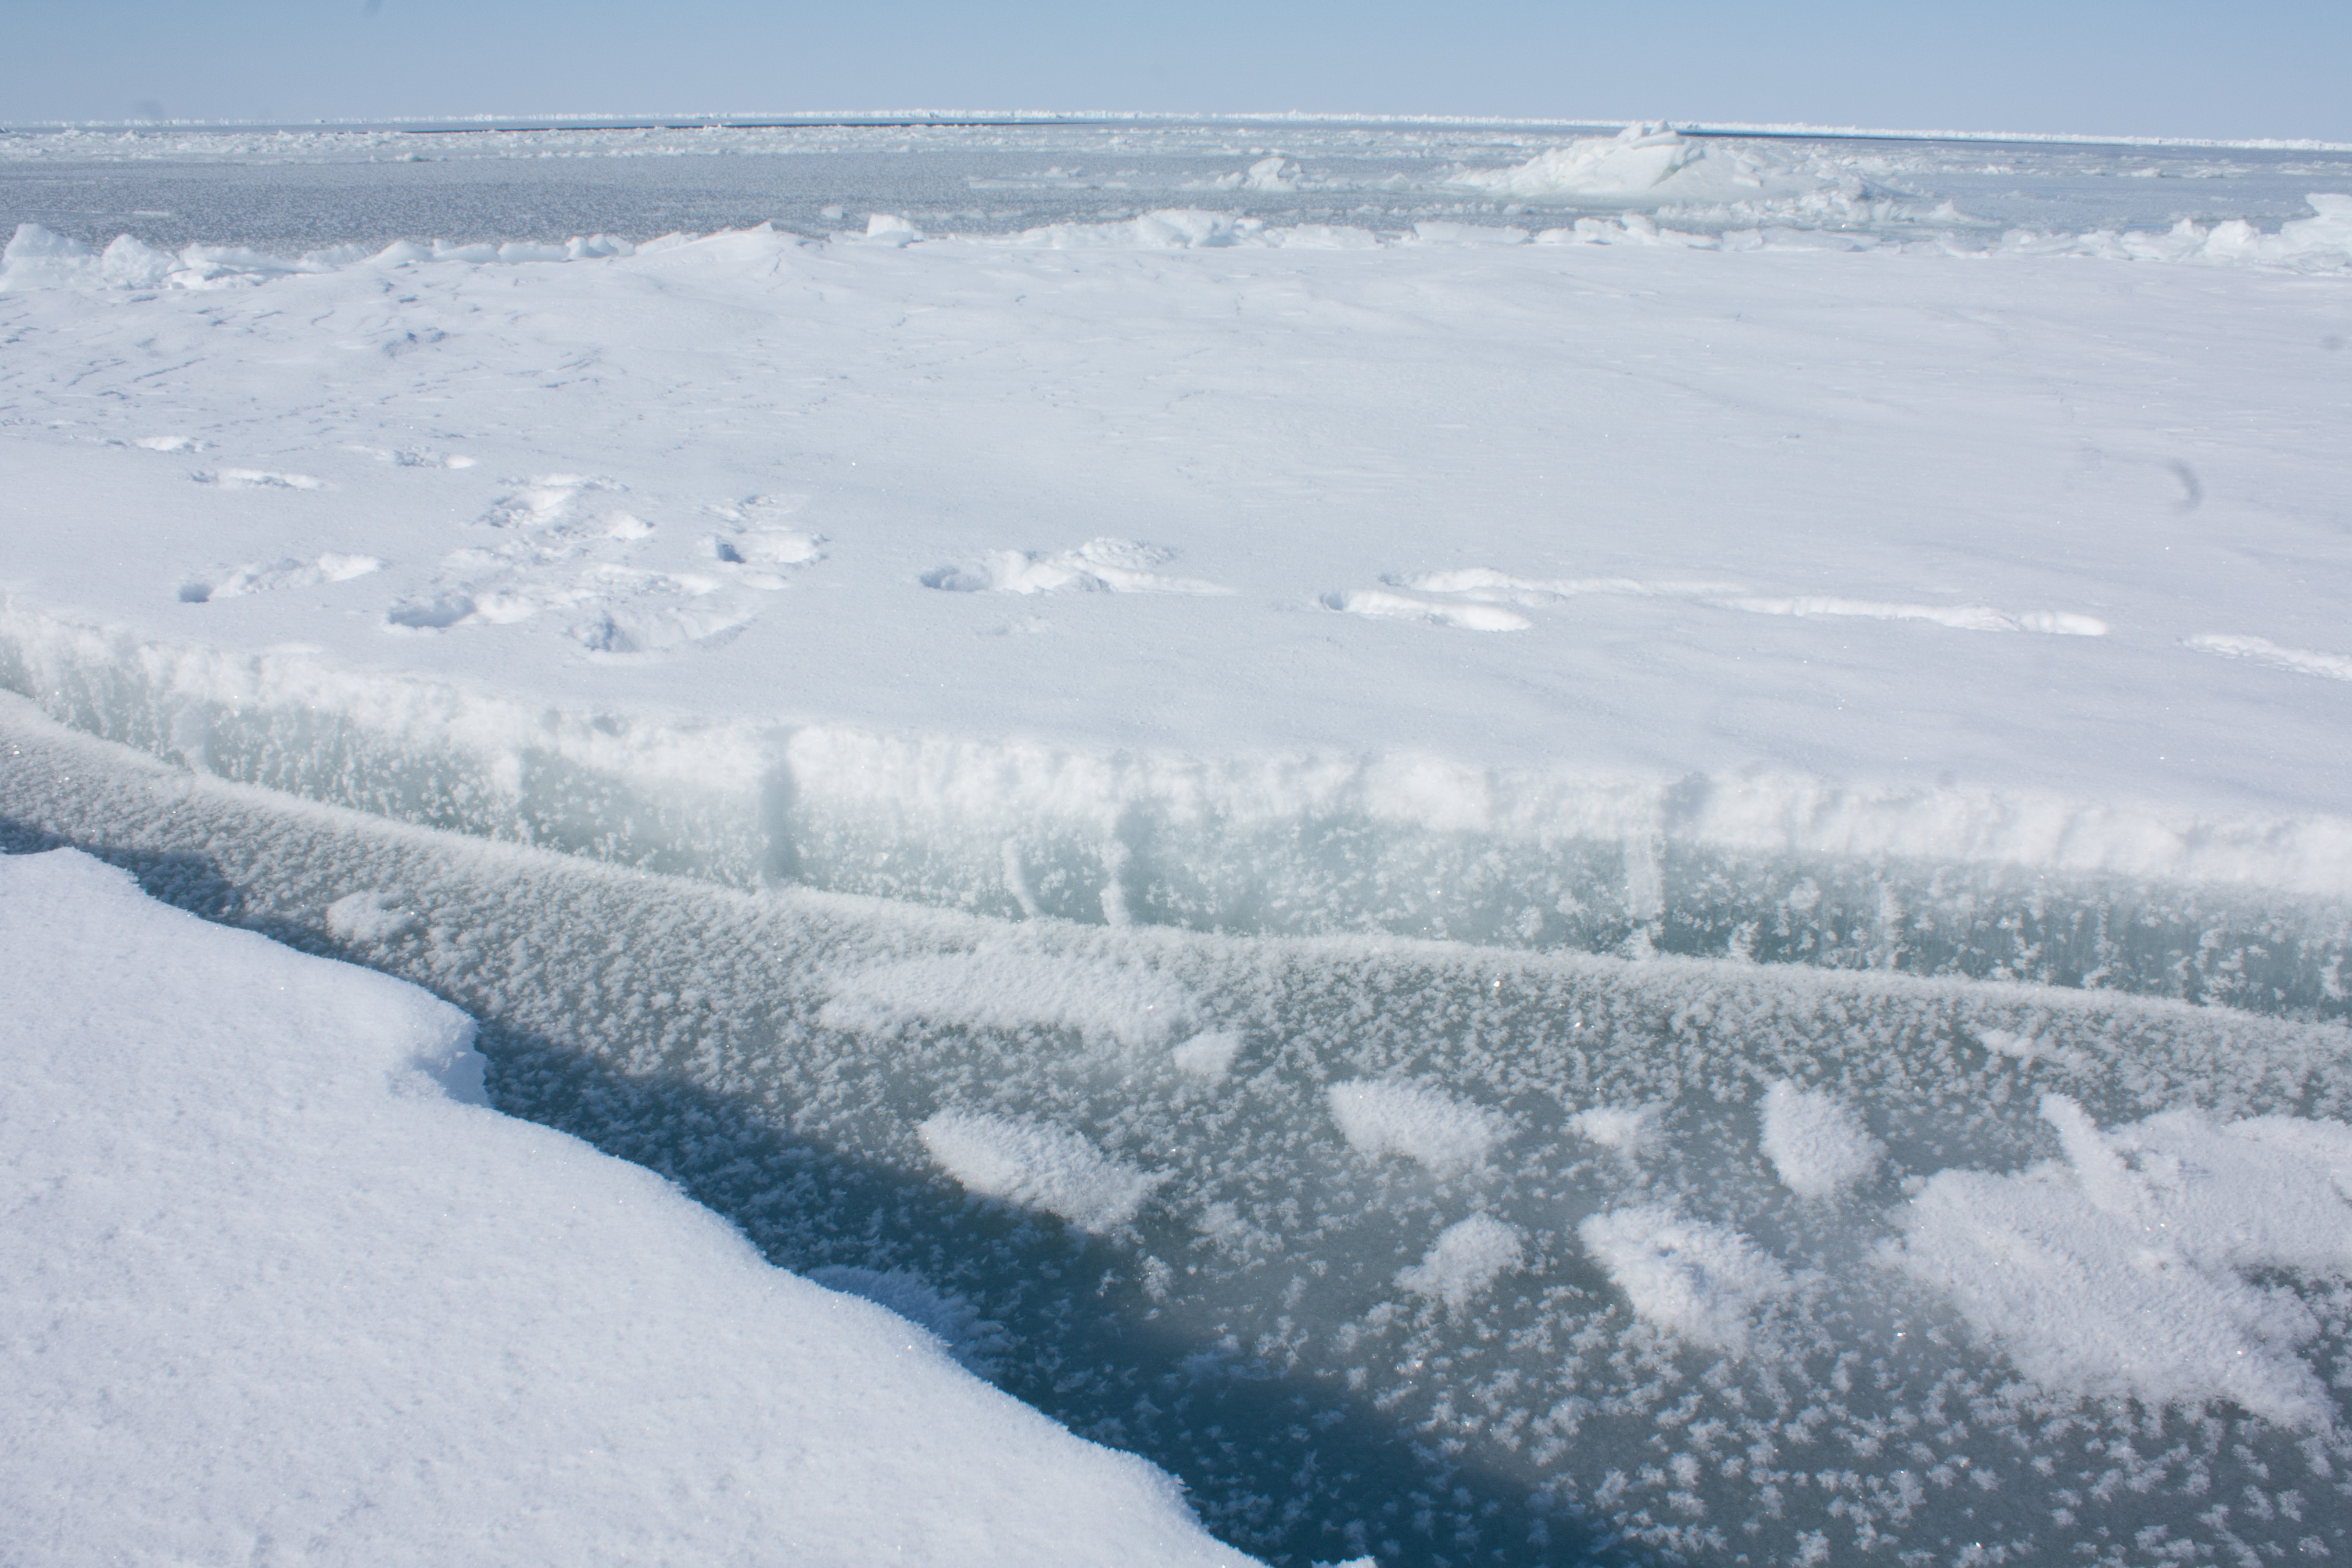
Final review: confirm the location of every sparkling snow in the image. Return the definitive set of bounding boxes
[0,847,1250,1567]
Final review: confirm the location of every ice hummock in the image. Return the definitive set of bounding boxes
[8,704,2350,1566]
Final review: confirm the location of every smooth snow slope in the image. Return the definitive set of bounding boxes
[0,845,1254,1568]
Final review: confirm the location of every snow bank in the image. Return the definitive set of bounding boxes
[0,848,1250,1567]
[1894,1095,2352,1430]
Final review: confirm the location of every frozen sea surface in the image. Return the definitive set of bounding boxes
[7,700,2351,1566]
[5,120,2352,1566]
[6,117,2352,254]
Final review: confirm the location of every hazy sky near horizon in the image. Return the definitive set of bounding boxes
[2,0,2345,143]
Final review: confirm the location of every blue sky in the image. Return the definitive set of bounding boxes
[3,0,2345,142]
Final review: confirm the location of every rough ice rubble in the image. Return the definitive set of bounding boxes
[9,708,2352,1566]
[0,848,1251,1567]
[0,219,639,292]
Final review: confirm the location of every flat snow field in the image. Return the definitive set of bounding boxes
[5,203,2352,910]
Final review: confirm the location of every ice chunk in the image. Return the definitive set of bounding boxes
[1450,127,1704,200]
[1891,1095,2352,1428]
[1327,1080,1506,1176]
[1758,1081,1884,1199]
[918,1109,1166,1232]
[1578,1205,1795,1357]
[1397,1214,1525,1309]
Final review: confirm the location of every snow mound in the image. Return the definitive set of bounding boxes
[1578,1205,1795,1357]
[1758,1081,1885,1198]
[1397,1214,1525,1308]
[1892,1095,2352,1429]
[1327,1079,1507,1176]
[0,848,1247,1567]
[918,1109,1167,1232]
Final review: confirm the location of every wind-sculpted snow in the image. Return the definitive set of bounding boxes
[8,702,2351,1567]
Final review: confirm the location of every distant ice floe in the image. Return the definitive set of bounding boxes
[917,1110,1164,1232]
[1893,1095,2352,1430]
[8,184,2349,288]
[920,538,1229,596]
[0,220,638,292]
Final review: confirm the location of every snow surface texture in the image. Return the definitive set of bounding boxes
[0,846,1251,1568]
[2,206,2351,1019]
[1759,1081,1886,1199]
[7,701,2350,1567]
